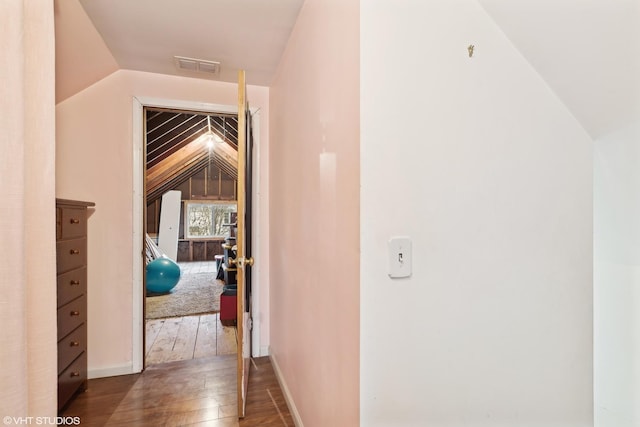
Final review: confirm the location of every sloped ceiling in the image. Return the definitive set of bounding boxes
[78,0,304,86]
[54,0,119,103]
[54,0,304,103]
[478,0,640,139]
[55,0,639,140]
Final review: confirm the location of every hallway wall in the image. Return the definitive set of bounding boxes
[594,122,640,426]
[268,0,360,425]
[360,1,593,425]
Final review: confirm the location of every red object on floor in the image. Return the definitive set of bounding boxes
[220,293,237,322]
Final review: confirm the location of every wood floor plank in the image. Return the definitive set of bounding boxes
[217,321,237,355]
[166,315,200,363]
[146,314,235,366]
[59,374,140,426]
[239,357,295,426]
[146,316,182,364]
[194,314,218,359]
[184,416,239,427]
[145,318,164,354]
[62,356,292,426]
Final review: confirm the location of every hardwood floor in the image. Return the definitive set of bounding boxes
[146,314,237,365]
[239,358,295,426]
[145,261,235,366]
[61,262,294,425]
[61,355,294,426]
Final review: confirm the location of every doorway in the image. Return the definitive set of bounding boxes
[131,97,262,373]
[143,107,239,366]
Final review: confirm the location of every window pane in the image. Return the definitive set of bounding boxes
[188,204,213,237]
[186,202,236,238]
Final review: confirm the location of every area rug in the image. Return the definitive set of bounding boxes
[146,272,224,319]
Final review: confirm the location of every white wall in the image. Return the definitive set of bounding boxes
[361,1,593,425]
[594,123,640,427]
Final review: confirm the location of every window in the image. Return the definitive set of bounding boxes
[185,202,236,238]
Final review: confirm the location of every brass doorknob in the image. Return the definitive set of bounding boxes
[231,257,254,268]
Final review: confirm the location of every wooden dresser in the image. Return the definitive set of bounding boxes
[56,198,94,411]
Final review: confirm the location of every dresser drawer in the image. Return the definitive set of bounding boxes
[58,324,86,375]
[56,238,87,274]
[57,295,87,341]
[57,268,86,308]
[59,206,87,240]
[58,352,87,411]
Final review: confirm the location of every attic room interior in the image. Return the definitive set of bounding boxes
[145,109,239,262]
[3,0,639,426]
[143,108,241,366]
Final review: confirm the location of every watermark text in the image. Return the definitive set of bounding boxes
[3,416,80,425]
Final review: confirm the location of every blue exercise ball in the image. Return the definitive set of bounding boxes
[146,258,181,294]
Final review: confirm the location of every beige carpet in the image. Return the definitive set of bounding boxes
[145,272,224,319]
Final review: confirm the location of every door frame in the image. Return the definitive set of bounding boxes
[131,96,262,373]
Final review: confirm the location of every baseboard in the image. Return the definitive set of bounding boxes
[88,363,137,379]
[270,353,304,427]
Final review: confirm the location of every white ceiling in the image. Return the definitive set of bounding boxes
[78,0,305,86]
[479,0,639,139]
[65,0,638,140]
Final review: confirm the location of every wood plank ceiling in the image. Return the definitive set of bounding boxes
[145,109,238,204]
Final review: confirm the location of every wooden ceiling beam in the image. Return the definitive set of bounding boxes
[146,139,238,203]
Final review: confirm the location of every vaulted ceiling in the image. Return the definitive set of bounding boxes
[145,110,239,204]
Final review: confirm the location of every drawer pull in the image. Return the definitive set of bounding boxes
[70,280,80,286]
[69,249,80,255]
[69,218,80,224]
[70,341,80,347]
[70,371,81,378]
[70,310,80,316]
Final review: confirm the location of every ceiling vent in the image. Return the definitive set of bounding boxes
[174,56,220,76]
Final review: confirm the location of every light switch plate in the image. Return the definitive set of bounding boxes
[388,236,412,278]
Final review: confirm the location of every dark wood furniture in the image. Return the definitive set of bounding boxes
[56,198,94,411]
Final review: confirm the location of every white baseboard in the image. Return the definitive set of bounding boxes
[270,353,304,427]
[88,364,137,379]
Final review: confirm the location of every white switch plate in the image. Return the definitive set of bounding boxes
[388,237,412,278]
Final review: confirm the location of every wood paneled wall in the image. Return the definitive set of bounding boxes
[146,164,236,262]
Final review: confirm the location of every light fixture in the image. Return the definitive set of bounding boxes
[205,116,222,149]
[206,117,215,149]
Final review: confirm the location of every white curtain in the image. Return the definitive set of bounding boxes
[0,0,57,416]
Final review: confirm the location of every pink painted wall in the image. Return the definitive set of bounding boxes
[54,0,119,103]
[268,0,360,425]
[1,0,57,416]
[56,69,270,374]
